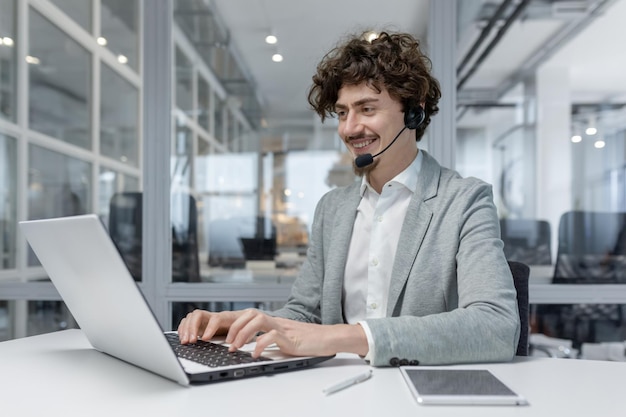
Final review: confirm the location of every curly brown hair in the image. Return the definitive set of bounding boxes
[307,31,441,141]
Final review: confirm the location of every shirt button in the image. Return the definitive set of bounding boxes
[371,258,379,266]
[370,302,378,310]
[377,215,383,222]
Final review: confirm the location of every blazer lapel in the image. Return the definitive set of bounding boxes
[321,183,361,323]
[387,151,440,316]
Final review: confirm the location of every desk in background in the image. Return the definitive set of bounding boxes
[529,264,626,303]
[1,330,625,417]
[198,264,626,305]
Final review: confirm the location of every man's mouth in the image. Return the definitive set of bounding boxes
[351,138,377,151]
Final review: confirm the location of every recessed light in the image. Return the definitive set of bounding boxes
[365,31,379,42]
[25,55,40,65]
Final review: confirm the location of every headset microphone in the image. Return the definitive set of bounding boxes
[354,106,425,168]
[355,126,406,168]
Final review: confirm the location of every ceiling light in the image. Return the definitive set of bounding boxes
[585,114,597,135]
[117,54,128,64]
[594,140,605,149]
[272,53,283,63]
[265,34,277,44]
[25,55,40,65]
[1,37,14,46]
[571,135,582,143]
[99,171,115,181]
[97,36,107,46]
[365,31,379,42]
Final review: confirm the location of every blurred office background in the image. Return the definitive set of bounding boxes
[1,0,626,360]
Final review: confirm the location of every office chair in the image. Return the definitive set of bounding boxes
[108,191,200,282]
[508,260,530,356]
[108,192,143,280]
[500,218,552,265]
[537,211,626,348]
[553,211,626,283]
[500,218,554,349]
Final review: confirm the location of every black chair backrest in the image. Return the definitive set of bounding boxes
[500,219,552,265]
[553,211,626,283]
[108,192,200,282]
[508,260,530,356]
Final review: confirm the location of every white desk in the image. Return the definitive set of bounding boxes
[1,330,626,416]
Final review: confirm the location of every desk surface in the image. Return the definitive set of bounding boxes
[1,330,626,417]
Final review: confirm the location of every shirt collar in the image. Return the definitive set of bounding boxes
[359,150,423,197]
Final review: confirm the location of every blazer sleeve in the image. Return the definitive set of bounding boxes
[365,177,520,366]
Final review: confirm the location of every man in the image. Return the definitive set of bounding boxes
[178,31,520,366]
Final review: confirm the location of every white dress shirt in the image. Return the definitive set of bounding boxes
[343,151,423,361]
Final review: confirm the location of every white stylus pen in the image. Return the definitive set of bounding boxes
[322,370,373,395]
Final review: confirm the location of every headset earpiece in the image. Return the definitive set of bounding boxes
[404,106,425,130]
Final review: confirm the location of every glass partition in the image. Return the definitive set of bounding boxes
[0,0,16,123]
[213,95,224,143]
[27,145,92,266]
[100,62,139,166]
[100,0,139,71]
[197,75,211,133]
[0,300,76,342]
[175,46,193,116]
[49,0,92,32]
[0,132,16,270]
[0,0,142,340]
[456,0,626,352]
[28,7,91,148]
[98,168,139,233]
[531,303,626,359]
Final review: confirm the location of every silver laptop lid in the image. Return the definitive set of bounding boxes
[20,214,190,385]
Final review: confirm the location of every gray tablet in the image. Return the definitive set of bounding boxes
[400,368,528,406]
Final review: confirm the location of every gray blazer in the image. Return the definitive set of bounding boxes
[271,151,520,366]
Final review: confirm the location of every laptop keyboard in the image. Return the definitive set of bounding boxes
[165,333,271,367]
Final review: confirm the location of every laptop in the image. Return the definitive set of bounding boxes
[19,214,334,386]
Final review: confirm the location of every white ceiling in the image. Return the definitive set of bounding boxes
[208,0,626,147]
[210,0,429,149]
[545,0,626,103]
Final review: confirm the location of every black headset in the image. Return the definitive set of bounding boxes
[404,105,425,130]
[354,104,426,168]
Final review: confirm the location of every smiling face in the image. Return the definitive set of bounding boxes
[335,82,417,180]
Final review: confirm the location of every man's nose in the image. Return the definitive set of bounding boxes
[340,113,363,138]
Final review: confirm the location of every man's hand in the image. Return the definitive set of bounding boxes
[226,310,369,358]
[178,308,369,358]
[177,309,241,344]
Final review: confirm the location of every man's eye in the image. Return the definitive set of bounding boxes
[363,107,374,113]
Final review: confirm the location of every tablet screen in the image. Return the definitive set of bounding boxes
[400,368,528,405]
